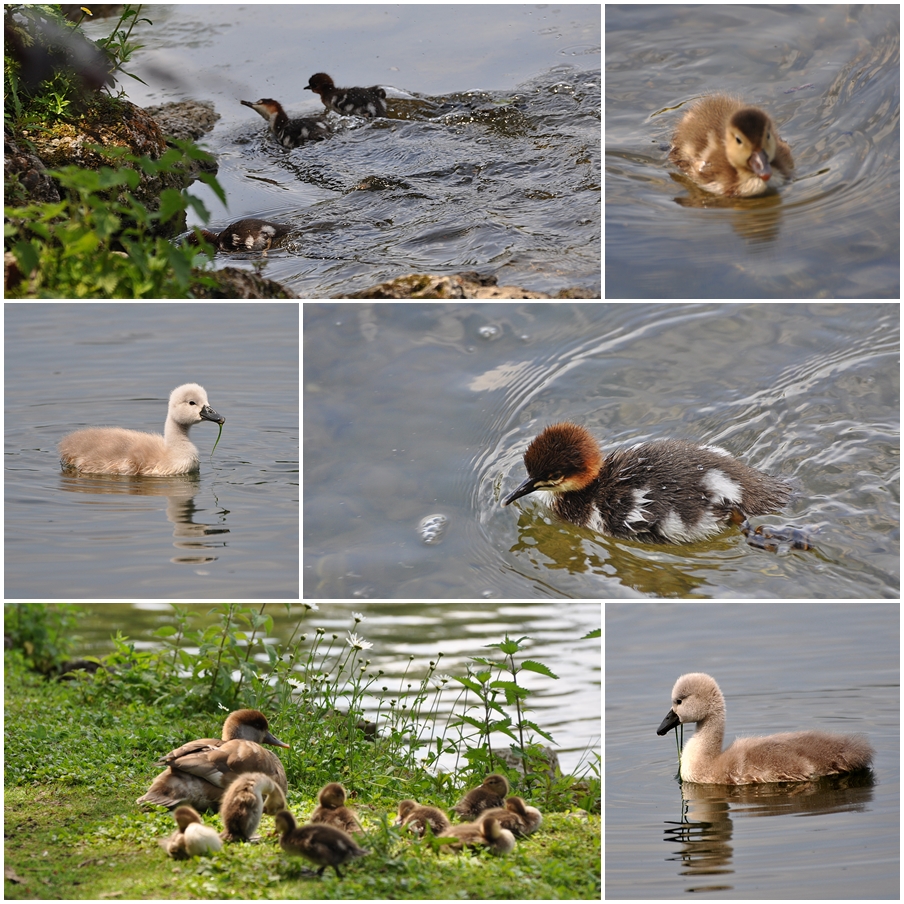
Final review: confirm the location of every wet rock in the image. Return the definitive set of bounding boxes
[344,272,596,299]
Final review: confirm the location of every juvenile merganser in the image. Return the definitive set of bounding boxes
[241,97,331,147]
[502,423,793,545]
[187,218,292,253]
[304,72,387,119]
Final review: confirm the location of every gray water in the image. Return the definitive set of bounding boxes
[4,303,299,599]
[304,302,899,599]
[605,603,899,899]
[84,4,602,298]
[605,4,899,298]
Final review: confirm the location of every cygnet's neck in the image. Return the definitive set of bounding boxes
[682,705,726,777]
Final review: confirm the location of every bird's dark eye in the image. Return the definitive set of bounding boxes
[735,135,742,145]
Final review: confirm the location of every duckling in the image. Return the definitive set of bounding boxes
[669,95,794,197]
[451,773,509,821]
[219,772,286,842]
[394,799,451,837]
[136,709,290,811]
[309,782,363,834]
[275,809,369,879]
[161,805,223,858]
[475,796,543,836]
[438,816,516,855]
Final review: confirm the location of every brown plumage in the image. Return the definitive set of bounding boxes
[669,95,794,197]
[657,672,875,784]
[136,709,290,810]
[219,771,287,842]
[161,805,222,858]
[309,782,363,834]
[452,774,509,820]
[475,796,542,836]
[275,809,369,879]
[394,799,451,837]
[438,816,516,855]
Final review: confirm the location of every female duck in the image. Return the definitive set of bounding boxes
[656,672,874,784]
[669,95,794,197]
[309,782,363,834]
[275,809,369,879]
[137,709,290,811]
[161,805,223,858]
[219,772,287,842]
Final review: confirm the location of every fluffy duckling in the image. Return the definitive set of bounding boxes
[219,771,287,842]
[669,95,794,197]
[309,782,363,834]
[438,816,516,855]
[161,805,223,858]
[137,709,290,811]
[475,796,542,836]
[394,799,451,837]
[452,774,509,821]
[275,809,369,879]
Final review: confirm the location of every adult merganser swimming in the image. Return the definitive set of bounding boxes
[502,422,794,545]
[241,97,331,147]
[304,72,387,119]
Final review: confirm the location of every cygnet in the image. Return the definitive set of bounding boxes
[59,383,224,476]
[657,672,874,784]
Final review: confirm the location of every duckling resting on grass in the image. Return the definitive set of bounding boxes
[394,799,451,837]
[309,782,363,834]
[136,709,289,811]
[161,805,223,858]
[219,771,287,842]
[475,796,542,836]
[275,809,369,879]
[452,774,509,821]
[438,816,516,855]
[669,95,794,197]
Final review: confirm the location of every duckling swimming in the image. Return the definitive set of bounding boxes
[439,816,516,855]
[309,782,363,835]
[452,774,510,821]
[219,771,287,842]
[275,809,369,879]
[394,799,452,837]
[475,796,542,836]
[136,709,289,811]
[161,805,223,858]
[669,95,794,197]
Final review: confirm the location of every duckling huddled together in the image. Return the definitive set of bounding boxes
[140,710,544,879]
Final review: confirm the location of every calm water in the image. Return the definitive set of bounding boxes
[4,303,299,599]
[84,4,602,298]
[605,4,900,297]
[62,602,600,775]
[304,302,899,599]
[605,603,899,899]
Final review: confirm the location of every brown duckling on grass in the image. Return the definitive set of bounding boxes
[451,773,509,821]
[161,805,223,858]
[219,771,287,842]
[394,799,452,837]
[275,809,369,879]
[475,795,542,836]
[438,816,516,855]
[309,782,363,834]
[136,709,289,811]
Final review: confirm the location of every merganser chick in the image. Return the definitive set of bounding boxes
[241,98,331,147]
[394,799,451,837]
[669,95,794,197]
[219,772,287,842]
[309,782,364,835]
[305,72,387,119]
[136,709,289,811]
[452,774,509,821]
[161,805,223,858]
[502,423,792,544]
[188,218,292,253]
[275,810,369,879]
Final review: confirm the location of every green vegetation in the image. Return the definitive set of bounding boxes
[3,604,601,899]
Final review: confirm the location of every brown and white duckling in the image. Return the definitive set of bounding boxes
[452,774,509,821]
[136,709,290,811]
[161,805,223,858]
[241,98,332,147]
[394,799,452,837]
[669,95,794,197]
[438,816,516,855]
[186,218,292,253]
[475,796,542,836]
[219,771,287,842]
[304,72,387,119]
[309,782,363,835]
[275,809,369,879]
